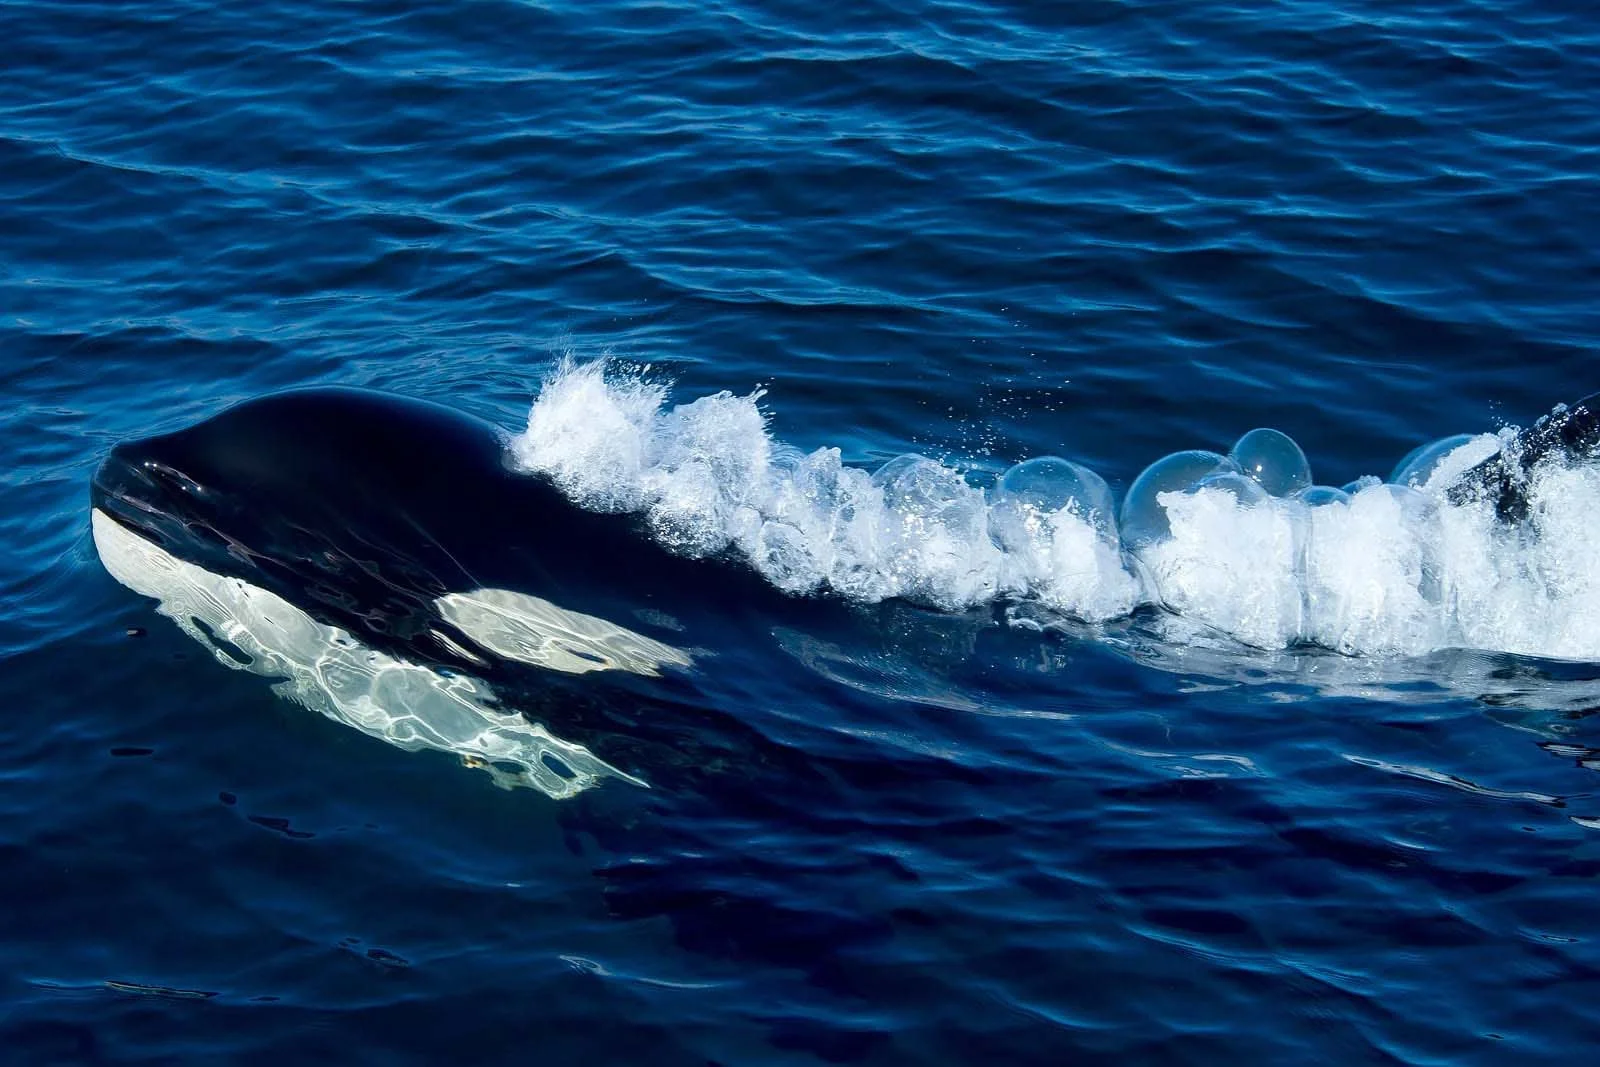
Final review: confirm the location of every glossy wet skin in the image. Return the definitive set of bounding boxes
[92,389,519,656]
[92,390,507,562]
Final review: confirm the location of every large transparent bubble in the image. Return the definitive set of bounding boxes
[1230,428,1312,498]
[872,453,985,530]
[990,456,1118,550]
[871,453,924,488]
[1120,450,1232,549]
[1389,433,1479,490]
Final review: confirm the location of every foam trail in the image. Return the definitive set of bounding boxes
[509,360,1600,662]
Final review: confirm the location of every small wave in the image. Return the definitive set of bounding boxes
[509,360,1600,661]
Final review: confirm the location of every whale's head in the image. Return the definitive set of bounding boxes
[91,387,700,684]
[96,387,507,548]
[90,388,524,646]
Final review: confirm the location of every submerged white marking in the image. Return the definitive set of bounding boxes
[435,588,692,676]
[92,509,645,797]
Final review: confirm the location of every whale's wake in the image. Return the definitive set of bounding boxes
[510,360,1600,661]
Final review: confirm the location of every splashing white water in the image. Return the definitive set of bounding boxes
[509,360,1600,661]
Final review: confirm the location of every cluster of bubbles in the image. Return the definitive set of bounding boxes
[1117,427,1502,654]
[511,360,1600,661]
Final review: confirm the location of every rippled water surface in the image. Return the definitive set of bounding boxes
[6,1,1600,1063]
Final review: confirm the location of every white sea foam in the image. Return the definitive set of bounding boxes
[509,360,1600,661]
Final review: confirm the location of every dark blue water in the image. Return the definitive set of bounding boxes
[7,0,1600,1062]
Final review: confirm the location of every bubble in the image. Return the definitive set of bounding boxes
[1295,485,1352,507]
[1371,481,1437,524]
[872,453,927,489]
[1341,475,1381,496]
[1120,450,1232,549]
[991,456,1117,547]
[872,454,987,532]
[781,447,847,520]
[1388,433,1476,489]
[1370,482,1444,604]
[1230,428,1312,497]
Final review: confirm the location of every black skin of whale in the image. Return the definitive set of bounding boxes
[1445,391,1600,522]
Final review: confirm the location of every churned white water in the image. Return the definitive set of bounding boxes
[510,360,1600,661]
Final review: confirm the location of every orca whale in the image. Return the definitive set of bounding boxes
[89,386,887,796]
[90,387,800,674]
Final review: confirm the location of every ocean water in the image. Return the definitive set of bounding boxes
[5,0,1600,1062]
